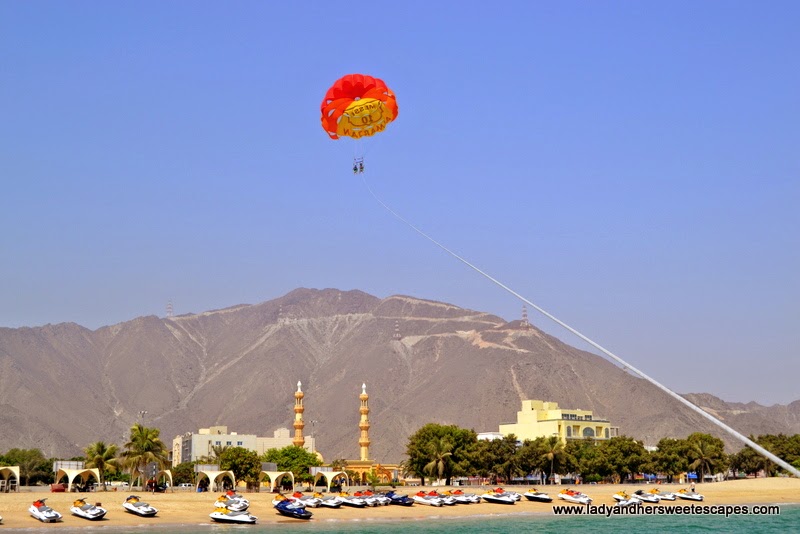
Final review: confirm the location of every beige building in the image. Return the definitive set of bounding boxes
[497,400,619,443]
[171,425,315,467]
[256,427,316,457]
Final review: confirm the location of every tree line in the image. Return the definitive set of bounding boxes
[4,423,799,488]
[0,423,323,491]
[402,423,800,485]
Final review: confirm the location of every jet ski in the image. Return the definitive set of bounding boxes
[30,499,63,523]
[313,491,344,508]
[425,490,456,505]
[274,498,313,520]
[613,491,641,507]
[633,489,660,503]
[290,491,322,508]
[647,488,676,501]
[412,491,443,506]
[353,490,389,506]
[338,492,367,508]
[677,488,704,501]
[481,490,516,504]
[70,498,108,520]
[557,488,592,505]
[523,488,553,503]
[384,490,414,506]
[360,489,391,505]
[123,495,158,517]
[448,489,482,503]
[210,507,258,524]
[224,490,251,508]
[214,494,249,512]
[491,487,521,501]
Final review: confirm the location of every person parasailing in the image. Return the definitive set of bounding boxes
[320,73,398,173]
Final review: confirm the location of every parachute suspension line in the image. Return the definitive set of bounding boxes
[361,175,800,478]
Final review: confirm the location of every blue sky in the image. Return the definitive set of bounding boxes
[1,1,797,404]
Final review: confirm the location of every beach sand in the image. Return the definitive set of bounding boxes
[0,478,798,529]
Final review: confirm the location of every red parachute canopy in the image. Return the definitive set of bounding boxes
[320,74,398,140]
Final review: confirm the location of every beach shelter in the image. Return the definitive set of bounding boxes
[55,467,100,492]
[312,470,349,492]
[259,470,295,492]
[156,469,173,489]
[0,466,20,492]
[196,469,235,492]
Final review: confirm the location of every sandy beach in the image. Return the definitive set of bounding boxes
[0,478,798,529]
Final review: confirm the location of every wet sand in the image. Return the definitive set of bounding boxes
[0,478,798,529]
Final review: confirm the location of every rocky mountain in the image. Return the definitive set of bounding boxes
[1,288,798,462]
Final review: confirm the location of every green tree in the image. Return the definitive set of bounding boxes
[754,434,800,476]
[171,461,196,485]
[730,445,764,477]
[649,438,690,483]
[219,447,262,488]
[423,436,453,483]
[598,437,648,483]
[564,438,601,480]
[262,446,322,483]
[517,438,546,479]
[121,423,169,488]
[3,448,49,486]
[84,441,119,491]
[405,424,477,485]
[489,435,522,484]
[686,433,726,483]
[541,436,566,485]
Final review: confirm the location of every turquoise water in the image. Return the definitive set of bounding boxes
[31,504,798,534]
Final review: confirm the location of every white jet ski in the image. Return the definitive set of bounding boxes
[313,492,344,508]
[210,507,258,524]
[123,495,158,516]
[214,494,249,511]
[291,491,323,507]
[677,488,704,501]
[29,499,63,523]
[557,489,592,505]
[481,490,516,504]
[223,490,251,508]
[633,489,660,503]
[412,491,444,506]
[646,488,676,501]
[523,488,553,503]
[338,492,368,508]
[70,498,108,520]
[613,491,641,507]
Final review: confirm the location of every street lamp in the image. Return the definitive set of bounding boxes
[311,420,319,453]
[138,410,148,424]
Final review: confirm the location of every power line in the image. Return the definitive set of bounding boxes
[362,175,799,478]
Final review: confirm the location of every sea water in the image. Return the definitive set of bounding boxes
[15,505,797,533]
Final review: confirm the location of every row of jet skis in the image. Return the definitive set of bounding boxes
[611,488,705,506]
[209,488,556,523]
[15,486,705,525]
[27,495,158,522]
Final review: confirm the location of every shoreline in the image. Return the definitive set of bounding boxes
[1,478,798,530]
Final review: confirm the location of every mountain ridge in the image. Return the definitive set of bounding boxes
[1,288,797,462]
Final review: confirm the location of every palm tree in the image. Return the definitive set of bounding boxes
[122,423,169,489]
[210,444,229,462]
[689,440,718,483]
[423,437,453,484]
[541,436,565,485]
[84,441,119,491]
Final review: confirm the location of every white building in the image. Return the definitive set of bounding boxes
[171,426,316,466]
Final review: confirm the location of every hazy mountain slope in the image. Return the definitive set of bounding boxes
[1,288,797,460]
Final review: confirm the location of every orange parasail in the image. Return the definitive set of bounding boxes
[320,74,398,140]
